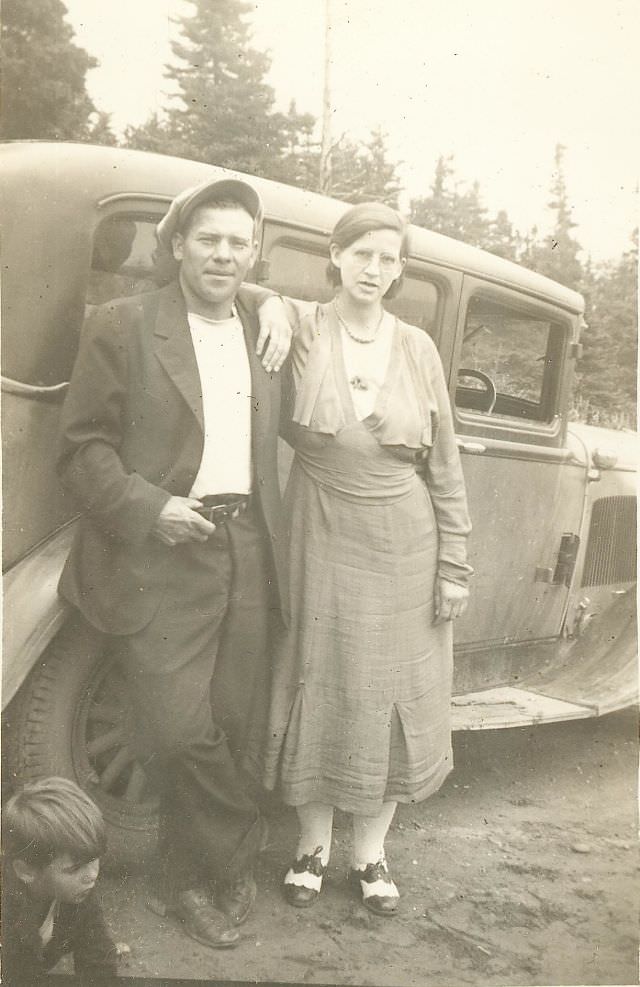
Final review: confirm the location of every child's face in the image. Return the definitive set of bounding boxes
[26,853,100,905]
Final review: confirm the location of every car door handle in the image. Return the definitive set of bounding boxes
[456,439,487,455]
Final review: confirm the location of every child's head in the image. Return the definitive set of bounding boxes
[3,777,106,904]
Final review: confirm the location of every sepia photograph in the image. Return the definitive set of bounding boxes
[1,1,638,985]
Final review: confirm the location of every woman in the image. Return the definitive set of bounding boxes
[257,202,472,916]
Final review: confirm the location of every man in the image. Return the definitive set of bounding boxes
[56,177,290,949]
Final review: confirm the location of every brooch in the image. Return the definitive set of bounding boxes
[349,376,369,391]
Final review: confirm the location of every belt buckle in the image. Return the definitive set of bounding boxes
[211,502,240,525]
[199,498,246,525]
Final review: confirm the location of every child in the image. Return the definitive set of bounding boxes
[2,776,119,981]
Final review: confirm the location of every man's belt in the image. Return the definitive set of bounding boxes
[195,494,251,525]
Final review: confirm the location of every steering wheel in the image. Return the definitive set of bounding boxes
[457,369,497,414]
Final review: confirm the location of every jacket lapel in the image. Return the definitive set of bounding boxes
[152,284,275,454]
[153,282,204,431]
[236,293,273,459]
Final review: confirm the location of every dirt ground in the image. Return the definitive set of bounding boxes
[61,708,639,986]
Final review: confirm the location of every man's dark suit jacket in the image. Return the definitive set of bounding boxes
[57,281,282,635]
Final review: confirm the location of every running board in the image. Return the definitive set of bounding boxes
[451,687,596,730]
[452,588,637,730]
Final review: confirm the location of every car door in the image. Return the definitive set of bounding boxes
[452,277,588,647]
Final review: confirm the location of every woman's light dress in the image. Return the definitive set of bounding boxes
[257,302,472,815]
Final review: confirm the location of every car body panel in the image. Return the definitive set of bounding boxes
[3,523,75,705]
[2,386,72,568]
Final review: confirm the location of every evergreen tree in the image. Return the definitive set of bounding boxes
[457,181,490,247]
[517,225,541,270]
[484,210,518,261]
[123,114,183,156]
[267,101,318,188]
[87,111,118,147]
[124,0,318,182]
[328,129,402,206]
[410,155,458,236]
[574,229,637,426]
[411,156,502,249]
[527,144,583,290]
[2,0,98,140]
[143,0,291,177]
[357,128,403,207]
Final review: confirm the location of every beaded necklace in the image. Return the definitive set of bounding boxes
[333,300,384,344]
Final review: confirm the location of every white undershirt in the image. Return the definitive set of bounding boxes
[39,899,58,947]
[187,310,252,497]
[339,314,394,420]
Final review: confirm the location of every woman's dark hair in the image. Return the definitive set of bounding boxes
[3,777,107,868]
[327,201,410,300]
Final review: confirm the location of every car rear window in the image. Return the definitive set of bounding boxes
[86,214,171,309]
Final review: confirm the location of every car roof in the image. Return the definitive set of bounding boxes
[1,140,585,314]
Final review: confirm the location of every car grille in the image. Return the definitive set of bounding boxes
[581,496,637,587]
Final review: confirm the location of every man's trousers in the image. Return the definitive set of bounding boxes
[119,509,273,892]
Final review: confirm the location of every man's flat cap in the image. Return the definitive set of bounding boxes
[157,177,263,249]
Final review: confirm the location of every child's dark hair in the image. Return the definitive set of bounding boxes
[3,777,106,868]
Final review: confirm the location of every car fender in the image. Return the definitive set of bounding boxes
[2,522,77,707]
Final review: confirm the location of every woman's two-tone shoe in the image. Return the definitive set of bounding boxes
[350,858,399,916]
[283,846,326,908]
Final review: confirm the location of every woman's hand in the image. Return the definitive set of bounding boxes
[434,578,469,624]
[256,296,293,373]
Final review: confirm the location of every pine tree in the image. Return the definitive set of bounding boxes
[124,0,319,182]
[2,0,98,140]
[574,229,637,426]
[517,225,540,270]
[527,144,583,290]
[158,0,290,176]
[457,182,490,247]
[484,210,518,261]
[266,101,319,188]
[123,114,183,156]
[328,129,402,206]
[87,111,118,147]
[410,156,497,250]
[357,129,403,207]
[410,156,457,236]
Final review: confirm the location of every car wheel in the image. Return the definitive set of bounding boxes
[4,613,159,872]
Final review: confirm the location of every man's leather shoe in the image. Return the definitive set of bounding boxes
[170,889,240,948]
[218,872,257,925]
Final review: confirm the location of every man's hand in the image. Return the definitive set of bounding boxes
[256,296,293,373]
[434,578,469,624]
[152,496,215,546]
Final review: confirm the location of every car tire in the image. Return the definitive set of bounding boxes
[3,612,159,872]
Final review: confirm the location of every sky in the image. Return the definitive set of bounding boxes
[63,0,639,262]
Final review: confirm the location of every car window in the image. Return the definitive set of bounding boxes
[86,214,173,308]
[386,273,439,340]
[456,295,562,422]
[265,241,334,302]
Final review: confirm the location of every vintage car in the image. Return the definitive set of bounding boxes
[2,142,637,866]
